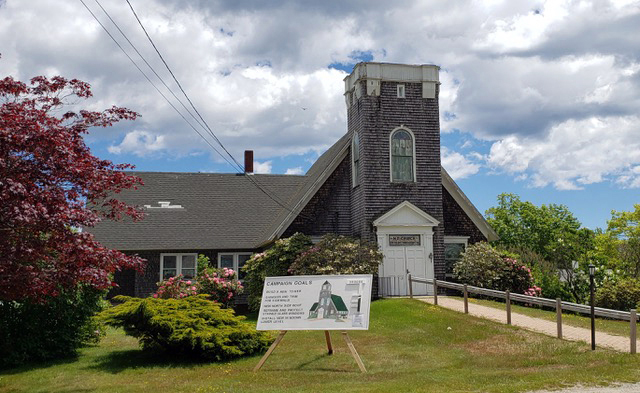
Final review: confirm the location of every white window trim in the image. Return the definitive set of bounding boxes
[397,84,405,98]
[159,253,198,280]
[352,133,360,188]
[218,252,252,279]
[444,236,469,246]
[444,237,469,278]
[389,125,417,183]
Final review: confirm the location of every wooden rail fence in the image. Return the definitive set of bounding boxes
[408,274,638,354]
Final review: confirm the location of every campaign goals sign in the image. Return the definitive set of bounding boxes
[256,274,373,331]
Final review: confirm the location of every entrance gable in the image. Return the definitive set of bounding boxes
[373,201,440,228]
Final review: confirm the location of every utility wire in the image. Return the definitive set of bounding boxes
[78,0,237,171]
[92,0,209,138]
[81,0,305,219]
[123,0,304,216]
[125,0,243,172]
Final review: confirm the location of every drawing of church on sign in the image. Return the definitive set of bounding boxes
[308,281,349,320]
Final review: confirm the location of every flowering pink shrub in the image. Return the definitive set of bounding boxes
[524,286,542,297]
[198,268,243,308]
[154,275,198,299]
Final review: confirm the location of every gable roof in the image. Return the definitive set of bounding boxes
[89,131,497,251]
[88,172,306,250]
[373,201,440,227]
[330,294,348,312]
[260,132,352,246]
[441,167,499,241]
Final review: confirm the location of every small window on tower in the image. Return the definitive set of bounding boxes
[397,84,405,98]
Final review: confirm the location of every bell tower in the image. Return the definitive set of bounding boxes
[344,62,445,283]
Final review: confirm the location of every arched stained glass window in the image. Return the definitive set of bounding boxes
[390,128,414,182]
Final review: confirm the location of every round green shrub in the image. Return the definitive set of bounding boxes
[0,286,107,368]
[595,277,640,311]
[289,234,382,276]
[454,242,534,294]
[100,295,273,361]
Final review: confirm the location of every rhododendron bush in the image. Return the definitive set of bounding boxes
[153,269,243,309]
[454,242,536,295]
[0,74,145,302]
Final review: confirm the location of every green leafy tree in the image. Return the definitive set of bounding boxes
[486,193,588,262]
[605,204,640,277]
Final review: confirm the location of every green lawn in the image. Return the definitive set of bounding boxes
[467,297,633,337]
[2,299,640,393]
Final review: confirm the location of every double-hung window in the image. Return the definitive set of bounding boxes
[160,253,197,280]
[218,253,252,280]
[444,237,469,279]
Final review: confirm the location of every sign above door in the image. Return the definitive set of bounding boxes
[388,234,420,247]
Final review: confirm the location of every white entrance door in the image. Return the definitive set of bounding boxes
[373,201,439,297]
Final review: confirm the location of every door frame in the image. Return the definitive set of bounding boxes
[373,201,439,296]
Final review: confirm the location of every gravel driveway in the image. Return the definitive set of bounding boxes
[529,382,640,392]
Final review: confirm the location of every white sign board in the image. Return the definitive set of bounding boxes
[256,274,373,331]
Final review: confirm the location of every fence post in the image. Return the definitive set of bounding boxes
[433,279,438,305]
[556,298,563,339]
[408,274,413,299]
[506,290,511,325]
[631,309,637,355]
[463,284,469,314]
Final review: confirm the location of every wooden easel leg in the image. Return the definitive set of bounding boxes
[341,331,367,373]
[253,330,287,372]
[324,330,333,355]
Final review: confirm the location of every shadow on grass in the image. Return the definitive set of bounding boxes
[0,355,80,375]
[86,349,211,373]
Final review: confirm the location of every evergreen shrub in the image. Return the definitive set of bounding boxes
[101,295,272,361]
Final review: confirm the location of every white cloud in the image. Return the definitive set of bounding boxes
[108,130,166,156]
[254,161,272,174]
[2,0,639,190]
[441,147,480,180]
[285,167,304,175]
[487,116,640,189]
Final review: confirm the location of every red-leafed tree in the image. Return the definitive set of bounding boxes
[0,74,146,302]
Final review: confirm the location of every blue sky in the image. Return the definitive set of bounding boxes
[2,0,639,230]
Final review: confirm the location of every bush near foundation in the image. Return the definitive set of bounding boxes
[454,242,535,294]
[288,234,382,276]
[100,295,272,361]
[243,233,312,311]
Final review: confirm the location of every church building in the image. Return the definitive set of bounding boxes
[90,62,498,298]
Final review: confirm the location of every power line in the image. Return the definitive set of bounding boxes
[78,0,238,171]
[123,0,304,215]
[80,0,306,219]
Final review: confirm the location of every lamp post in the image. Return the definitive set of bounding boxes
[589,263,596,350]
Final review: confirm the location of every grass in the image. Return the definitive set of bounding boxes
[2,299,640,393]
[467,297,633,337]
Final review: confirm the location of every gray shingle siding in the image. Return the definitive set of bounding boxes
[347,81,446,279]
[442,187,487,244]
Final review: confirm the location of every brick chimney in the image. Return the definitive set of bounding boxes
[244,150,254,174]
